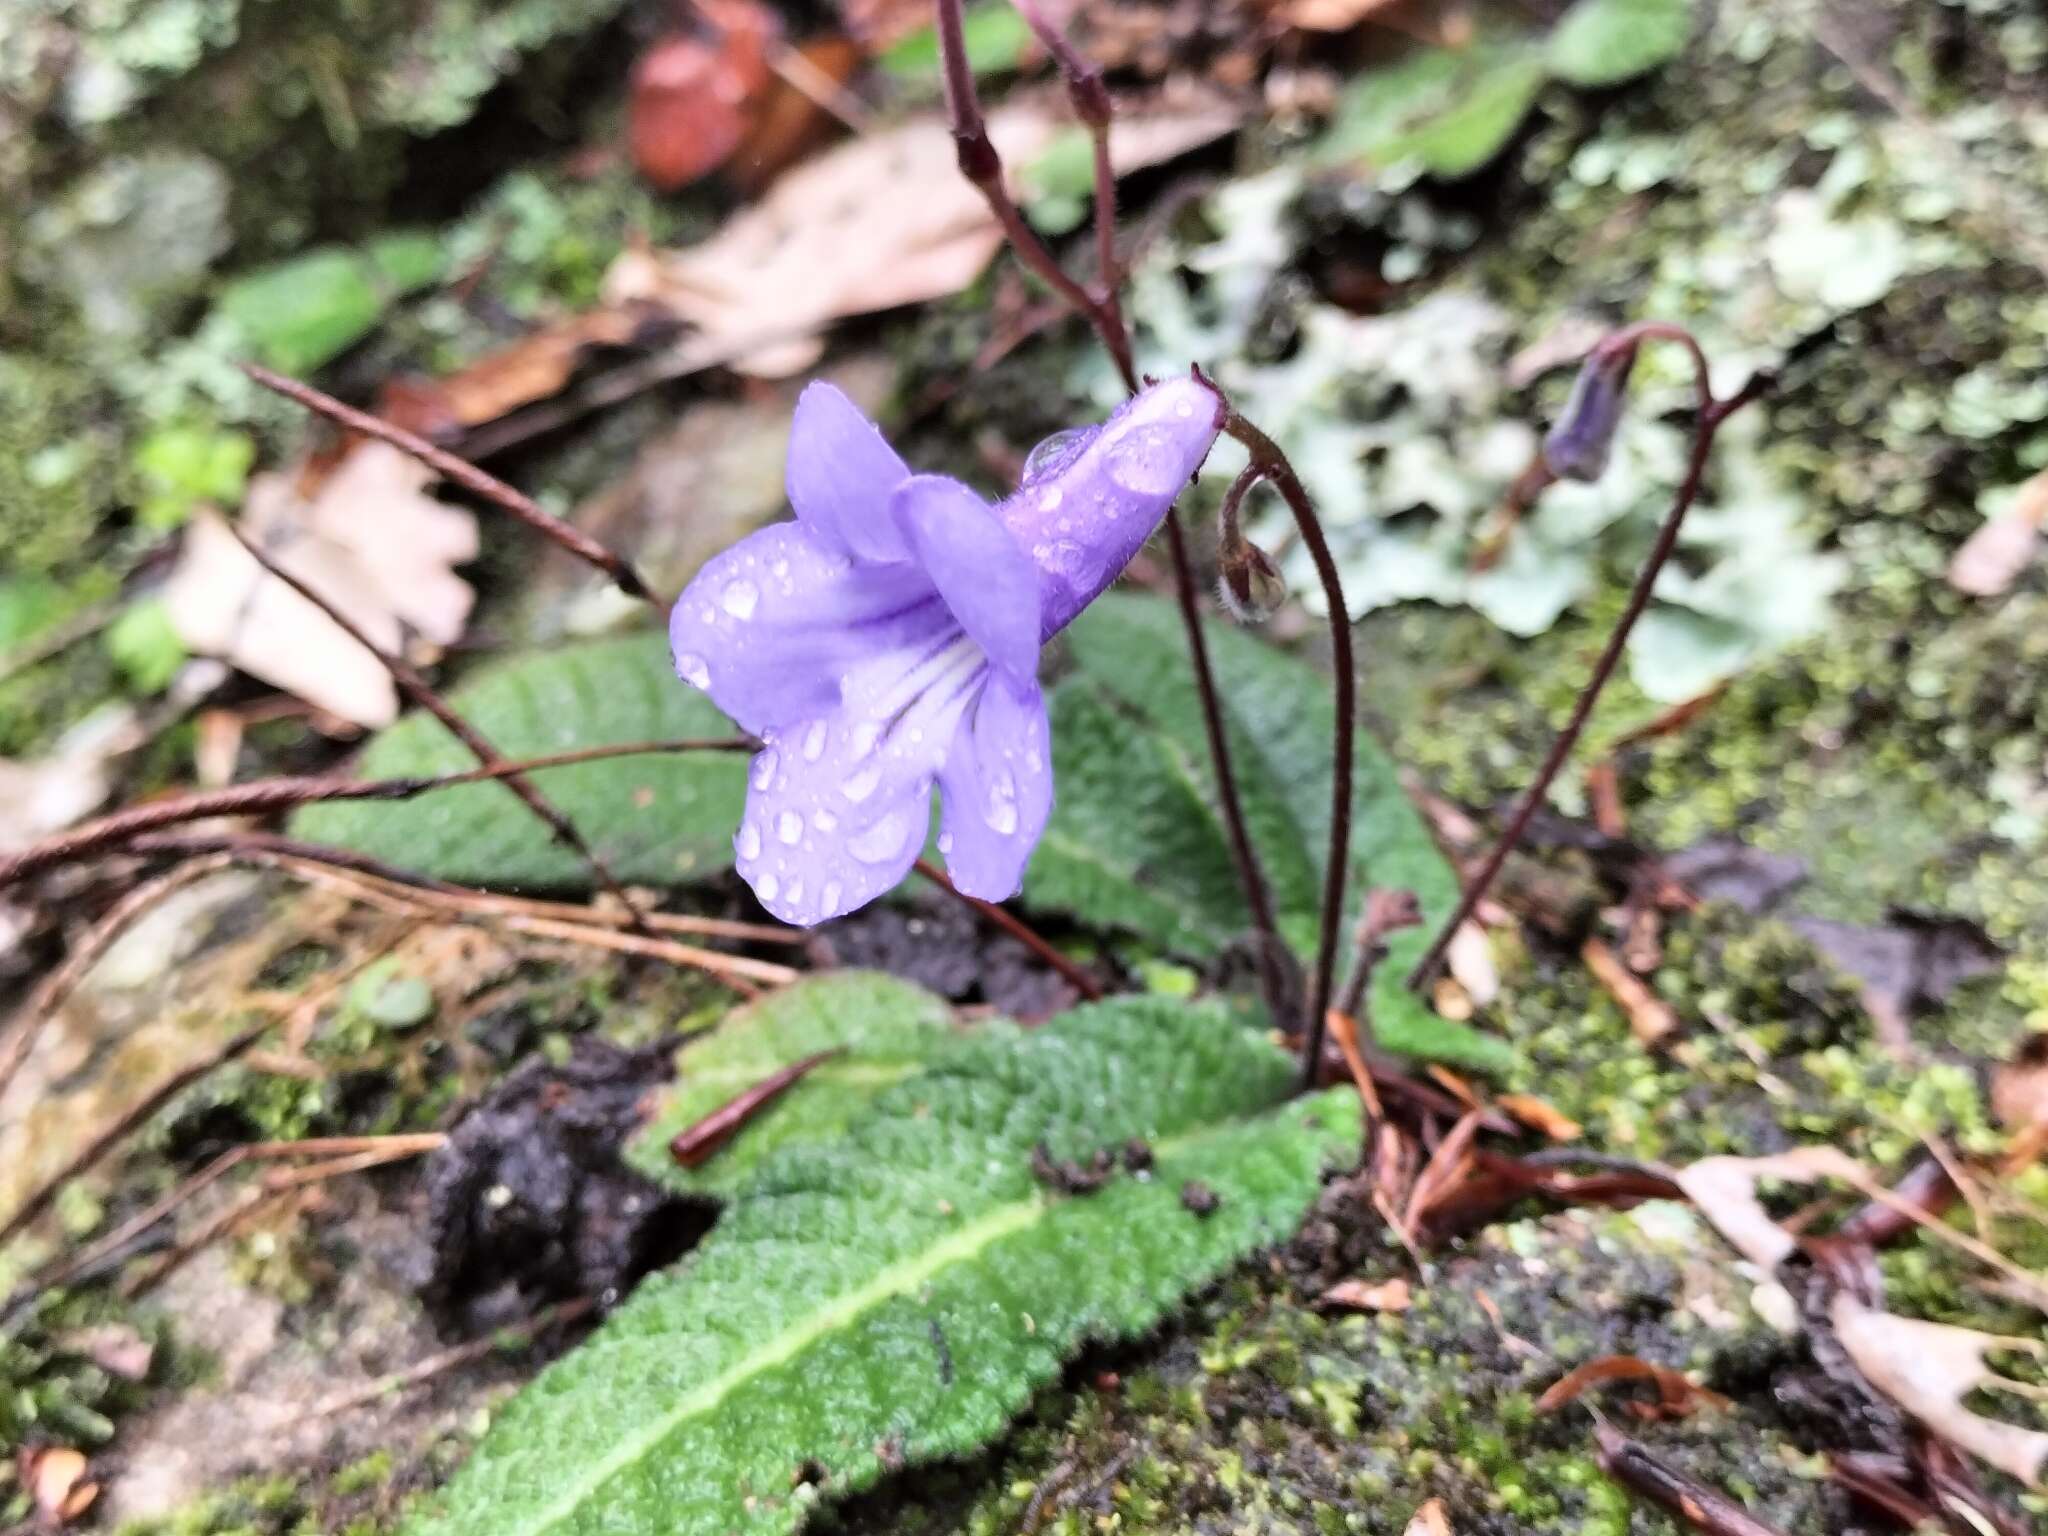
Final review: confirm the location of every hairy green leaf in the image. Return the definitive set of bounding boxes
[290,632,746,888]
[1547,0,1693,87]
[1037,594,1510,1070]
[626,973,983,1198]
[405,996,1360,1536]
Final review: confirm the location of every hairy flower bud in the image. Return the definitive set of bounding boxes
[1217,531,1287,623]
[1542,341,1638,484]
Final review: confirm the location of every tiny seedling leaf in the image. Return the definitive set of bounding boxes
[291,631,747,887]
[403,994,1360,1536]
[1546,0,1694,88]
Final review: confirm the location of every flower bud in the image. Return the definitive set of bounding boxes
[1541,341,1638,484]
[1217,531,1287,624]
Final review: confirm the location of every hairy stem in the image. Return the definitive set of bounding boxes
[0,739,752,889]
[226,526,655,932]
[242,363,656,603]
[1405,337,1770,991]
[1220,414,1356,1089]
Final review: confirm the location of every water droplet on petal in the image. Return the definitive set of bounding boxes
[1021,426,1098,486]
[1040,486,1064,511]
[849,721,881,760]
[847,812,908,864]
[822,879,843,912]
[812,808,838,832]
[777,810,803,844]
[736,820,761,859]
[676,652,711,689]
[771,558,790,578]
[842,765,881,803]
[984,769,1019,836]
[802,720,828,761]
[751,749,779,790]
[786,880,804,909]
[756,871,780,903]
[936,831,954,854]
[721,578,760,620]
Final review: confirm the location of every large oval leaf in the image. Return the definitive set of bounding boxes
[290,631,747,888]
[403,994,1360,1536]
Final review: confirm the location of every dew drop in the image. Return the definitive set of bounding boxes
[849,720,881,759]
[842,764,882,803]
[936,831,954,854]
[721,578,761,620]
[812,808,839,833]
[984,769,1019,835]
[777,810,803,844]
[786,880,804,909]
[822,879,843,912]
[756,871,780,903]
[771,558,790,578]
[847,812,908,864]
[751,748,779,791]
[1020,425,1098,486]
[1040,486,1064,511]
[802,720,828,761]
[736,820,761,859]
[676,652,710,689]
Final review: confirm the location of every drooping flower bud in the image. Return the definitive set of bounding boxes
[1542,341,1638,484]
[1217,529,1287,623]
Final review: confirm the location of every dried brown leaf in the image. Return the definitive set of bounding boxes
[1830,1293,2048,1488]
[1321,1275,1412,1313]
[1401,1496,1453,1536]
[1674,1146,1854,1271]
[1535,1354,1731,1419]
[25,1446,94,1524]
[163,443,477,727]
[377,308,666,438]
[628,0,778,191]
[606,92,1240,377]
[1496,1092,1582,1142]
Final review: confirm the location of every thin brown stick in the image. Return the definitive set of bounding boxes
[0,738,752,890]
[911,858,1101,1001]
[1406,333,1771,991]
[1591,1419,1792,1536]
[496,913,797,992]
[303,1297,594,1420]
[224,525,654,933]
[1008,0,1125,319]
[240,362,655,602]
[0,1015,272,1249]
[670,1048,846,1166]
[1218,421,1357,1090]
[0,856,233,1104]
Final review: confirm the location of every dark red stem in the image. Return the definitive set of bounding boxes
[1405,332,1769,991]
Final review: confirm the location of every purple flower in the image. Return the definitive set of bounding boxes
[670,374,1224,926]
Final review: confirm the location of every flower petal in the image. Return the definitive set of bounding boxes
[936,670,1053,903]
[890,474,1041,682]
[669,522,945,737]
[735,628,989,925]
[786,382,912,564]
[995,372,1224,636]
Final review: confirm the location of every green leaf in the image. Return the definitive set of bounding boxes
[1038,593,1512,1071]
[1546,0,1693,87]
[880,1,1031,82]
[214,233,446,374]
[627,973,979,1198]
[404,995,1360,1536]
[1315,43,1546,179]
[104,597,187,694]
[132,422,255,532]
[290,632,747,888]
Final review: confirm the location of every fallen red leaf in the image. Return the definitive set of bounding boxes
[629,0,779,191]
[1536,1355,1731,1420]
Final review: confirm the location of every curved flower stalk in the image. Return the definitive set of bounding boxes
[671,374,1225,925]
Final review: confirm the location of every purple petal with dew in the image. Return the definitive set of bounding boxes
[935,670,1052,903]
[995,373,1225,637]
[735,624,990,925]
[669,522,946,738]
[786,382,913,564]
[890,474,1042,685]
